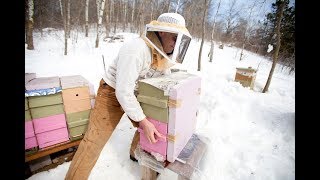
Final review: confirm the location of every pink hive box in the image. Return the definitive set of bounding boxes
[25,121,38,150]
[137,71,201,162]
[32,114,70,149]
[36,128,69,149]
[138,118,168,156]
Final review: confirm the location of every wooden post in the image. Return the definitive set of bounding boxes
[141,165,157,180]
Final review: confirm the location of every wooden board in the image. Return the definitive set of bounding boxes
[25,139,82,162]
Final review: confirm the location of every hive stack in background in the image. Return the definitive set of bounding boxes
[60,75,95,141]
[137,71,201,162]
[25,73,38,153]
[234,67,257,90]
[25,76,69,149]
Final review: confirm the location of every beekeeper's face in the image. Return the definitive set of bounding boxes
[158,32,177,54]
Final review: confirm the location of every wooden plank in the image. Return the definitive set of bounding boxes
[25,139,82,162]
[141,165,158,180]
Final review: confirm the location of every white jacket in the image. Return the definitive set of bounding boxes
[103,37,171,122]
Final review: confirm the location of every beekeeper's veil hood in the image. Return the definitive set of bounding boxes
[143,13,192,65]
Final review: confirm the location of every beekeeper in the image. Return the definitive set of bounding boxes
[65,12,192,180]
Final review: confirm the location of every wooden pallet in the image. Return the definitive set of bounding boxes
[25,139,82,162]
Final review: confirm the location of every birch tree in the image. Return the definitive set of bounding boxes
[104,0,110,37]
[209,0,222,62]
[262,0,285,93]
[85,0,90,37]
[59,0,69,55]
[197,0,210,71]
[67,0,71,38]
[95,0,106,48]
[26,0,34,50]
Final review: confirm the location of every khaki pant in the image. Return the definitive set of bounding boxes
[65,79,140,180]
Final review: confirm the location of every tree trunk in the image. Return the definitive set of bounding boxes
[104,0,110,37]
[131,0,135,32]
[139,0,145,36]
[209,0,221,62]
[27,0,34,50]
[262,0,285,93]
[67,0,71,38]
[95,0,106,48]
[113,0,117,34]
[59,0,68,55]
[123,0,127,32]
[38,0,43,37]
[63,0,69,55]
[85,0,90,37]
[197,0,209,71]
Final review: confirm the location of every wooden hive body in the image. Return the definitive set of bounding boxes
[137,71,201,162]
[25,76,69,149]
[235,67,257,90]
[60,75,93,140]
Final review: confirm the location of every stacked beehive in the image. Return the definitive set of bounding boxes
[137,71,201,162]
[60,75,95,141]
[25,76,69,149]
[234,67,257,90]
[25,73,38,153]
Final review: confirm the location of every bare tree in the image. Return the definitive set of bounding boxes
[239,0,261,61]
[67,0,71,38]
[59,0,69,55]
[104,0,110,37]
[123,0,128,31]
[26,0,34,50]
[197,0,210,71]
[139,0,146,36]
[85,0,90,37]
[131,0,136,32]
[209,0,222,62]
[95,0,106,48]
[262,0,285,93]
[223,0,240,42]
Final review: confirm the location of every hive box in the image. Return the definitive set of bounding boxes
[33,114,69,149]
[137,71,201,162]
[25,121,38,150]
[60,75,94,140]
[28,93,63,108]
[138,118,168,157]
[30,104,65,119]
[59,75,96,100]
[60,75,93,114]
[234,67,257,90]
[66,110,90,140]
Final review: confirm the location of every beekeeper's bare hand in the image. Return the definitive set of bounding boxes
[139,118,165,143]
